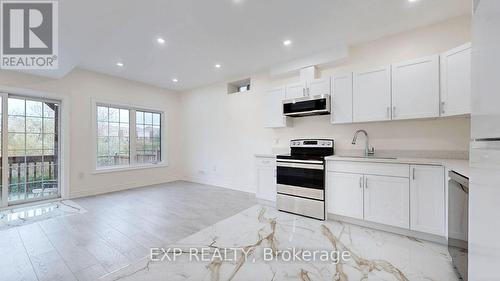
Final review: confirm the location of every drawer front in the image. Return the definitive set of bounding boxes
[277,184,324,200]
[256,157,275,167]
[327,161,409,178]
[277,194,325,220]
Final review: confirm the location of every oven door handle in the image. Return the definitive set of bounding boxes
[277,162,324,170]
[277,159,323,164]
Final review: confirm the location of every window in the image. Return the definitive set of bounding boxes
[97,106,130,167]
[135,110,161,164]
[227,78,251,94]
[7,97,60,202]
[95,104,163,169]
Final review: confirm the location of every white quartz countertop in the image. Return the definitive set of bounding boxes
[325,155,470,178]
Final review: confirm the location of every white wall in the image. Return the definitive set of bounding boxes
[0,15,473,199]
[180,15,472,193]
[0,68,183,198]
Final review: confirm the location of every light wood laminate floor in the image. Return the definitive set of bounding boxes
[0,181,257,281]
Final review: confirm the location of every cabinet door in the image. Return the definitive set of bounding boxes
[307,78,331,97]
[263,87,289,128]
[410,165,445,236]
[440,43,471,116]
[331,73,353,124]
[353,66,392,122]
[327,172,363,219]
[392,55,440,120]
[285,82,306,100]
[256,167,276,202]
[364,175,410,229]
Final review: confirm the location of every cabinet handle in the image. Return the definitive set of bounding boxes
[392,106,396,118]
[441,101,446,115]
[359,177,363,188]
[365,177,368,189]
[303,88,306,97]
[307,87,310,96]
[412,168,416,180]
[386,107,390,118]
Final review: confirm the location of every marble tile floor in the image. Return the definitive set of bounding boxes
[103,205,460,281]
[0,181,257,281]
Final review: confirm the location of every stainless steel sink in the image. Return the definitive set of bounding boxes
[335,155,398,160]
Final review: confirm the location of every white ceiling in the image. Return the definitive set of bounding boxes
[23,0,470,91]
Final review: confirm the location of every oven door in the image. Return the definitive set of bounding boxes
[276,159,324,198]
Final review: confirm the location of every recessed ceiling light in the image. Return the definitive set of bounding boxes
[283,40,292,46]
[157,37,166,45]
[214,64,221,69]
[172,78,178,83]
[408,0,419,2]
[116,62,124,67]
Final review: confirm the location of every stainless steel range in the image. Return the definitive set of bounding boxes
[276,139,334,220]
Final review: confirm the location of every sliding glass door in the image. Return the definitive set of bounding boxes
[0,94,60,206]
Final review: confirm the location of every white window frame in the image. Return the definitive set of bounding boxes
[0,86,69,207]
[91,98,167,173]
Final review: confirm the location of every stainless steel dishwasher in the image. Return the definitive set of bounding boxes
[448,170,469,281]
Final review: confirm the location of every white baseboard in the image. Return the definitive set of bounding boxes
[69,177,182,199]
[185,174,255,194]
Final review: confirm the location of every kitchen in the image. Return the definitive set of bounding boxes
[0,1,498,281]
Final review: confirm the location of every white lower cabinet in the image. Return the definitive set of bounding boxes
[327,172,363,219]
[327,160,446,236]
[363,175,410,229]
[409,165,445,236]
[255,157,276,202]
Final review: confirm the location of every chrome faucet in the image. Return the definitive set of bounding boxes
[352,130,375,156]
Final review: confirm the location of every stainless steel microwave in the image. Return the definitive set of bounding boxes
[283,95,330,117]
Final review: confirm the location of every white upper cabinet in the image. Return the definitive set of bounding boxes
[285,82,306,100]
[331,73,353,124]
[409,165,445,236]
[327,172,363,219]
[440,43,472,116]
[353,66,392,122]
[263,87,291,128]
[363,175,410,229]
[392,55,440,120]
[285,79,330,99]
[307,78,331,96]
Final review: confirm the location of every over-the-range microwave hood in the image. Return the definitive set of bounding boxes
[283,95,331,117]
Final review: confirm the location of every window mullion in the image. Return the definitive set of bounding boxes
[130,109,137,165]
[1,94,9,207]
